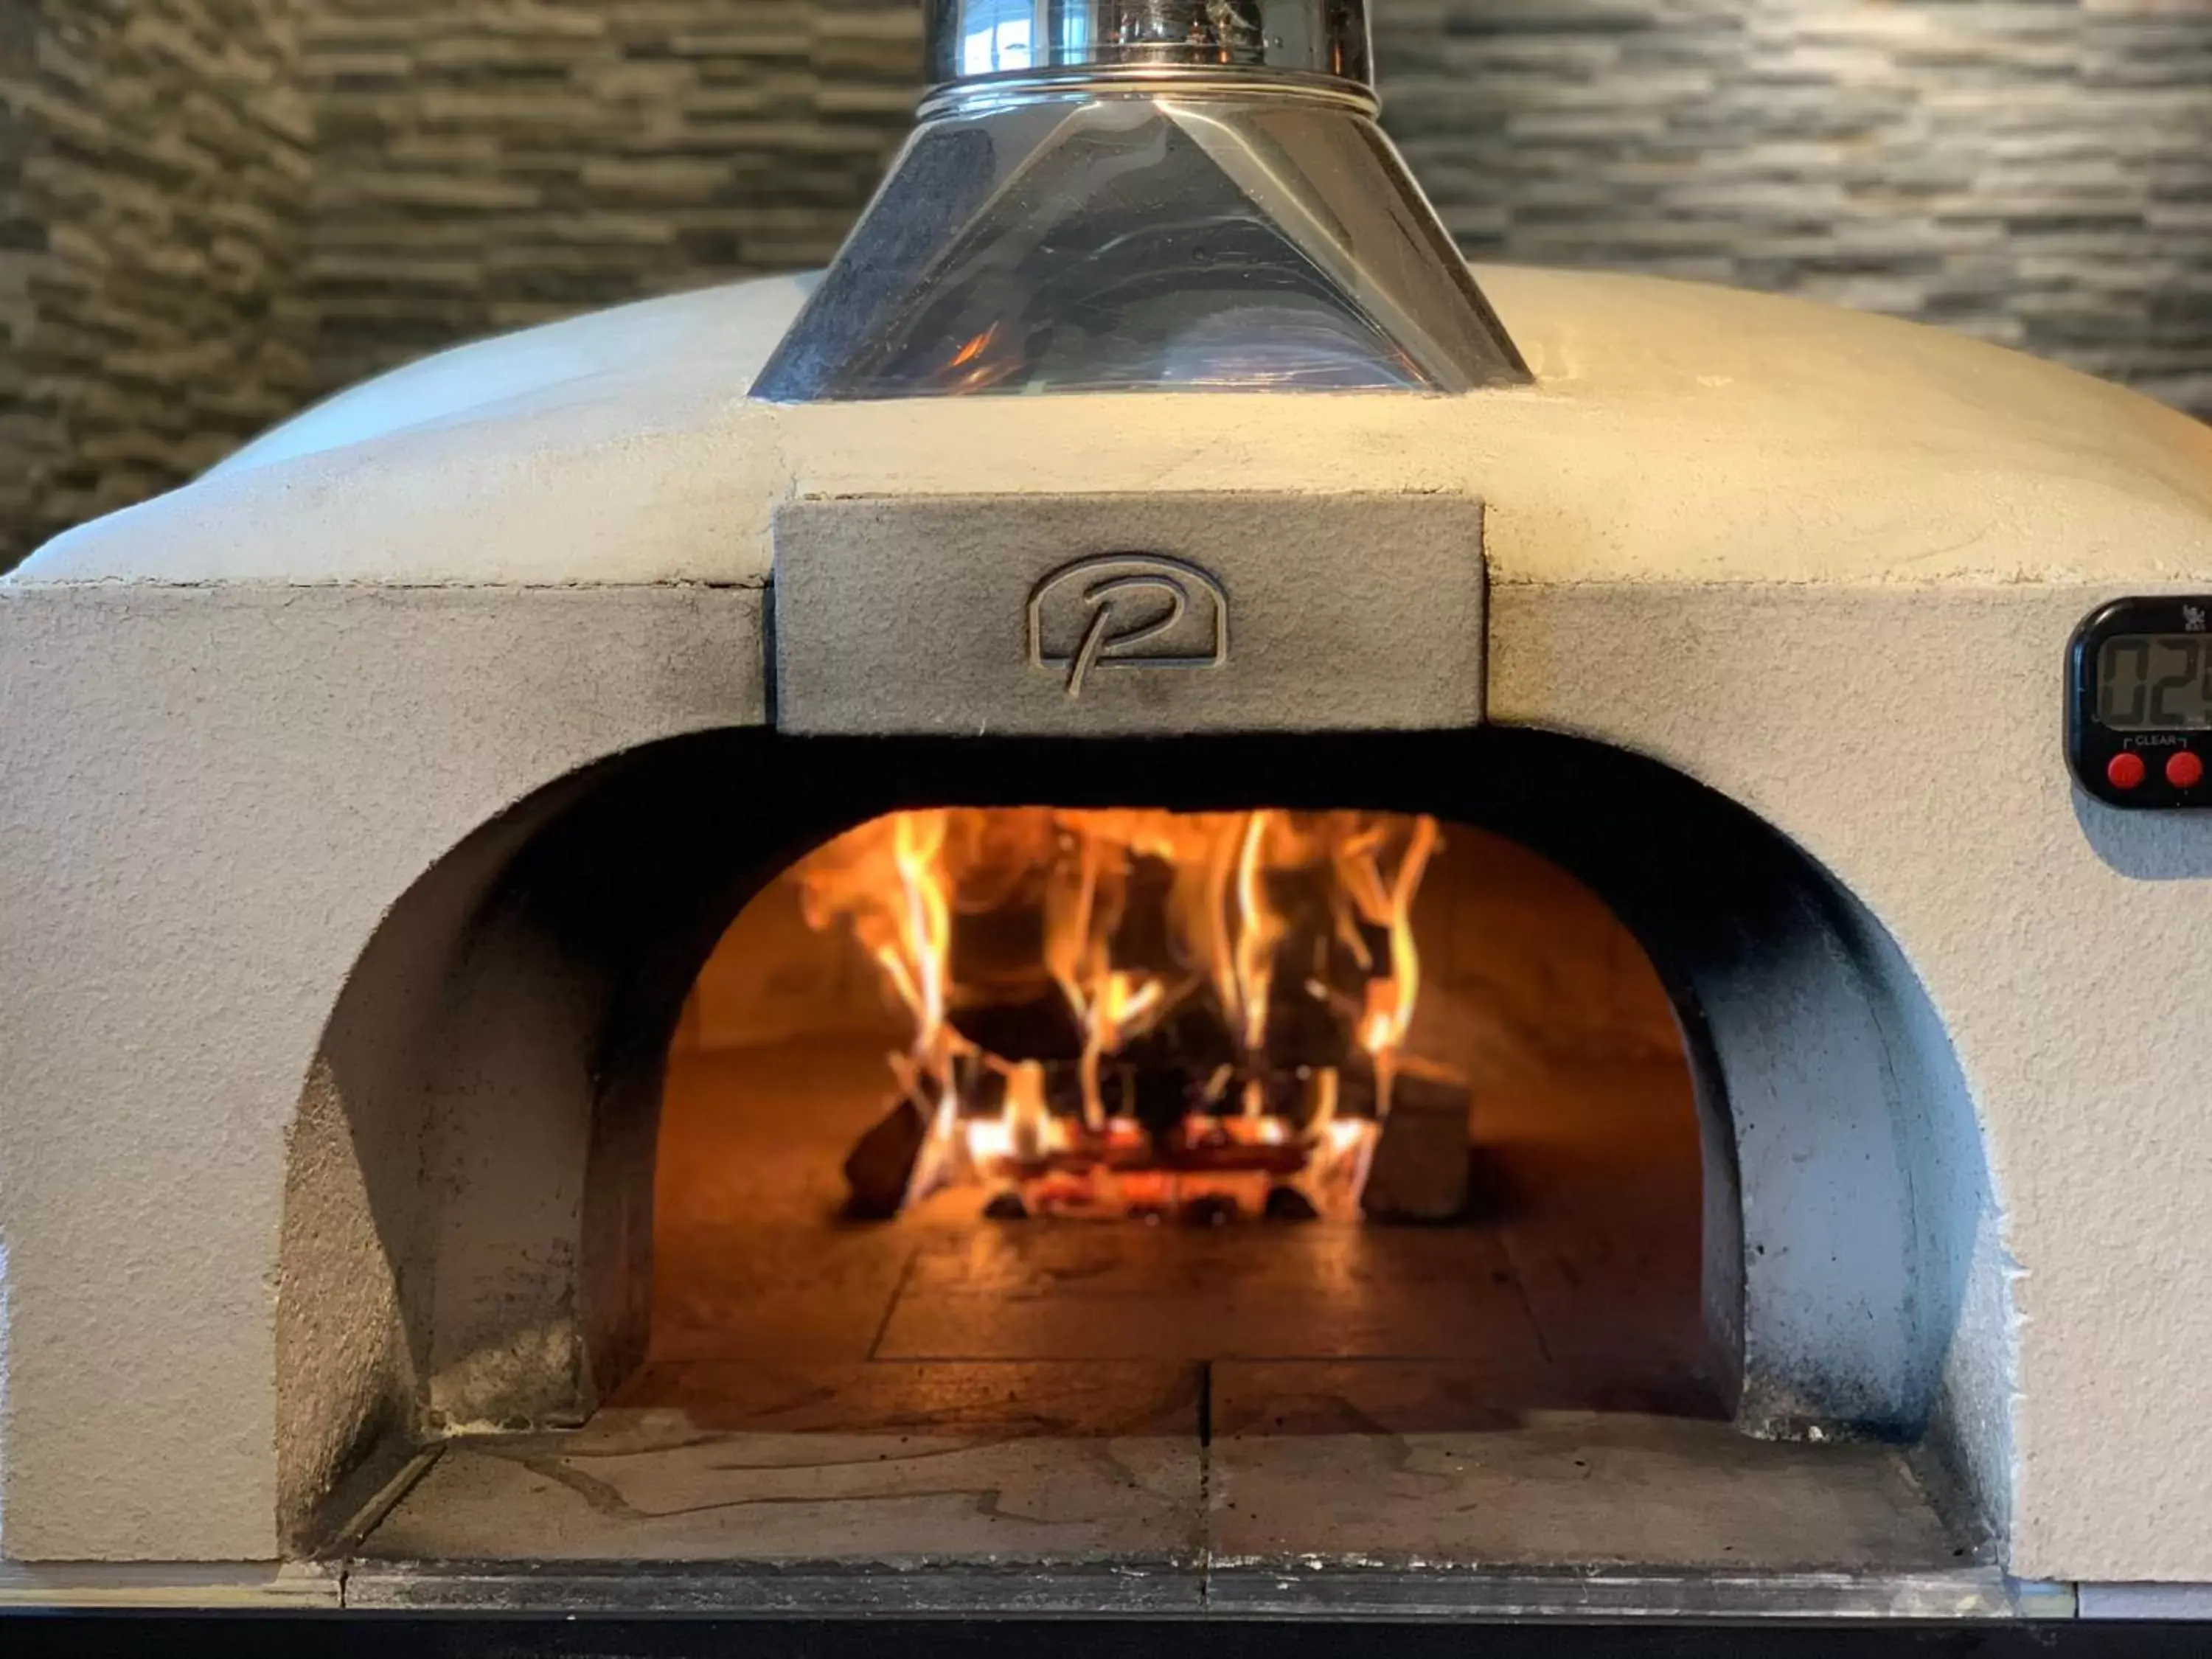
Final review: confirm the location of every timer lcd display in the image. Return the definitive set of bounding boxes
[2097,633,2212,731]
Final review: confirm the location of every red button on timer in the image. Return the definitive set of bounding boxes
[2168,751,2205,789]
[2109,752,2148,790]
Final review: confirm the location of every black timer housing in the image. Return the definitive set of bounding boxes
[2067,596,2212,808]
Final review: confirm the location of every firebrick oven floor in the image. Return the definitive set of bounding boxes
[641,1036,1719,1399]
[350,1038,1980,1594]
[357,1374,1966,1577]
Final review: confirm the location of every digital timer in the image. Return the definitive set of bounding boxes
[2067,597,2212,807]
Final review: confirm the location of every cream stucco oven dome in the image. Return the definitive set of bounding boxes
[7,0,2212,1629]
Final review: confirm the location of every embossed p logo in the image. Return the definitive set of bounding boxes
[1027,554,1228,697]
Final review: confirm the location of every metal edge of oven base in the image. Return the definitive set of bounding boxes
[1202,1562,2073,1621]
[4,1558,2070,1620]
[4,1613,2211,1659]
[337,1561,2073,1621]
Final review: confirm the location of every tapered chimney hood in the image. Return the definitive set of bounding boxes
[751,0,1529,399]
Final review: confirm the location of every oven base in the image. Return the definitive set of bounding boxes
[338,1560,2059,1621]
[276,1402,2035,1619]
[1,1557,2061,1621]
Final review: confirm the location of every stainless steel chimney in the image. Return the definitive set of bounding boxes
[751,0,1528,400]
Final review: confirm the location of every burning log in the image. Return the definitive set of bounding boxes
[842,1095,929,1220]
[1153,1114,1308,1174]
[1359,1066,1474,1222]
[1180,1193,1241,1227]
[948,991,1082,1062]
[803,806,1444,1222]
[1264,1184,1321,1222]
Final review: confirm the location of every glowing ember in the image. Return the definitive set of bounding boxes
[796,808,1443,1220]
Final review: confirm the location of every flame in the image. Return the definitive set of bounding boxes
[801,810,956,1058]
[1004,1059,1050,1161]
[1341,815,1436,1116]
[1231,810,1283,1060]
[792,807,1441,1218]
[891,811,951,1051]
[1079,970,1161,1131]
[946,327,996,369]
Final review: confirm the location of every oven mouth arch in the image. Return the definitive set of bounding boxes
[276,724,2004,1551]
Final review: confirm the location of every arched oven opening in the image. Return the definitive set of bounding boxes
[285,728,2001,1606]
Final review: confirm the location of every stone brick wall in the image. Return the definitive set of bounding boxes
[0,1,315,565]
[4,1,2210,565]
[1381,0,2212,416]
[305,0,2212,413]
[0,10,38,553]
[303,0,919,393]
